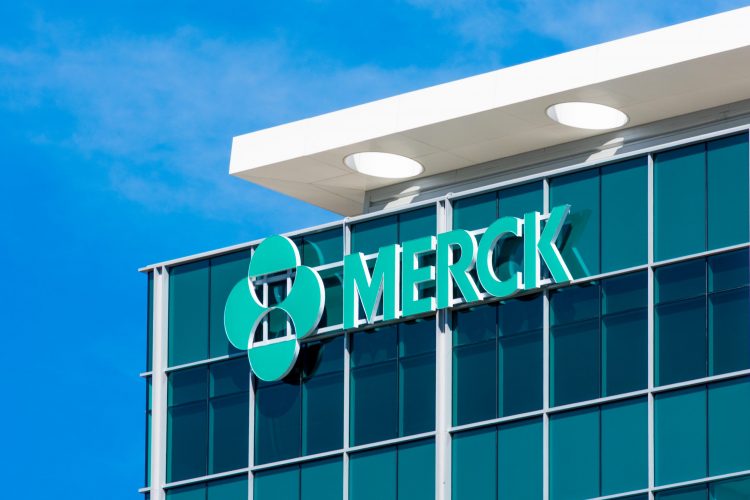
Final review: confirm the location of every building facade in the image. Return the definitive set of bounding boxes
[141,9,750,500]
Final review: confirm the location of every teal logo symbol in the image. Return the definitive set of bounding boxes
[224,235,325,381]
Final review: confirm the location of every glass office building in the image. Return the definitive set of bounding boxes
[141,10,750,500]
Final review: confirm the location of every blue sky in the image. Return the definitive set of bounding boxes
[0,1,746,497]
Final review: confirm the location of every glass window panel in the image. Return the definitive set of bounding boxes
[147,272,153,371]
[656,485,708,500]
[655,143,707,261]
[454,304,496,346]
[708,377,750,476]
[255,465,299,500]
[169,261,210,366]
[350,361,397,445]
[601,398,648,496]
[655,297,707,386]
[210,358,249,398]
[601,157,648,272]
[302,336,344,377]
[655,386,707,485]
[302,228,343,267]
[496,182,543,279]
[397,440,435,500]
[709,249,750,292]
[551,318,600,406]
[301,458,343,500]
[710,476,750,499]
[709,288,750,375]
[452,427,496,500]
[399,206,436,242]
[351,327,397,366]
[656,259,706,303]
[498,417,542,500]
[209,251,250,358]
[166,484,205,500]
[499,328,542,416]
[349,447,396,500]
[170,367,208,406]
[302,373,343,454]
[453,340,496,425]
[453,191,497,231]
[207,476,248,500]
[707,134,749,250]
[268,282,288,340]
[209,393,248,474]
[549,407,599,500]
[399,320,436,436]
[320,267,343,329]
[255,379,301,464]
[603,271,648,314]
[550,282,599,325]
[550,168,600,278]
[351,215,397,255]
[167,402,208,482]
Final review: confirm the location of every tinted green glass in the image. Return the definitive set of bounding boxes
[453,305,496,425]
[656,259,705,303]
[268,282,288,340]
[601,398,648,496]
[320,267,343,328]
[707,134,749,250]
[350,327,397,445]
[302,228,343,266]
[709,289,750,375]
[147,272,153,371]
[708,377,750,476]
[399,206,436,242]
[452,427,496,500]
[550,407,599,500]
[453,191,497,231]
[602,273,648,396]
[399,321,435,436]
[351,215,397,255]
[397,440,435,500]
[454,304,496,346]
[655,143,706,261]
[710,476,750,498]
[656,297,706,385]
[255,378,301,464]
[301,458,343,500]
[169,261,210,366]
[708,249,749,292]
[349,447,396,500]
[655,386,707,485]
[169,367,208,406]
[496,182,542,279]
[166,484,205,500]
[209,393,248,474]
[550,167,600,278]
[207,476,248,500]
[601,158,648,272]
[167,402,208,482]
[498,418,542,500]
[209,251,250,358]
[255,465,299,500]
[656,486,708,500]
[210,358,249,398]
[498,295,542,416]
[302,337,344,455]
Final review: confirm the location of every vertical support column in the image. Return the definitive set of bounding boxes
[436,198,452,500]
[542,179,550,500]
[342,219,352,500]
[647,153,656,500]
[150,266,170,500]
[248,248,256,500]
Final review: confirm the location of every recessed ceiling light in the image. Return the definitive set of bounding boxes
[344,152,424,179]
[546,102,628,130]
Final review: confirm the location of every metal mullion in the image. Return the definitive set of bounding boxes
[543,178,550,500]
[647,152,656,500]
[150,266,169,500]
[651,469,750,494]
[163,468,250,490]
[436,198,451,500]
[343,219,351,500]
[251,448,345,473]
[651,242,750,269]
[248,244,256,500]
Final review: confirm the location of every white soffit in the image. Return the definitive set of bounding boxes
[230,7,750,216]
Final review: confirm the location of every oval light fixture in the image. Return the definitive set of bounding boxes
[344,152,424,179]
[546,102,628,130]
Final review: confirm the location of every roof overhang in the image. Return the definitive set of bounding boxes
[229,7,750,216]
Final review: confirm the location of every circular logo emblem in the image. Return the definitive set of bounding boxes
[224,235,325,381]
